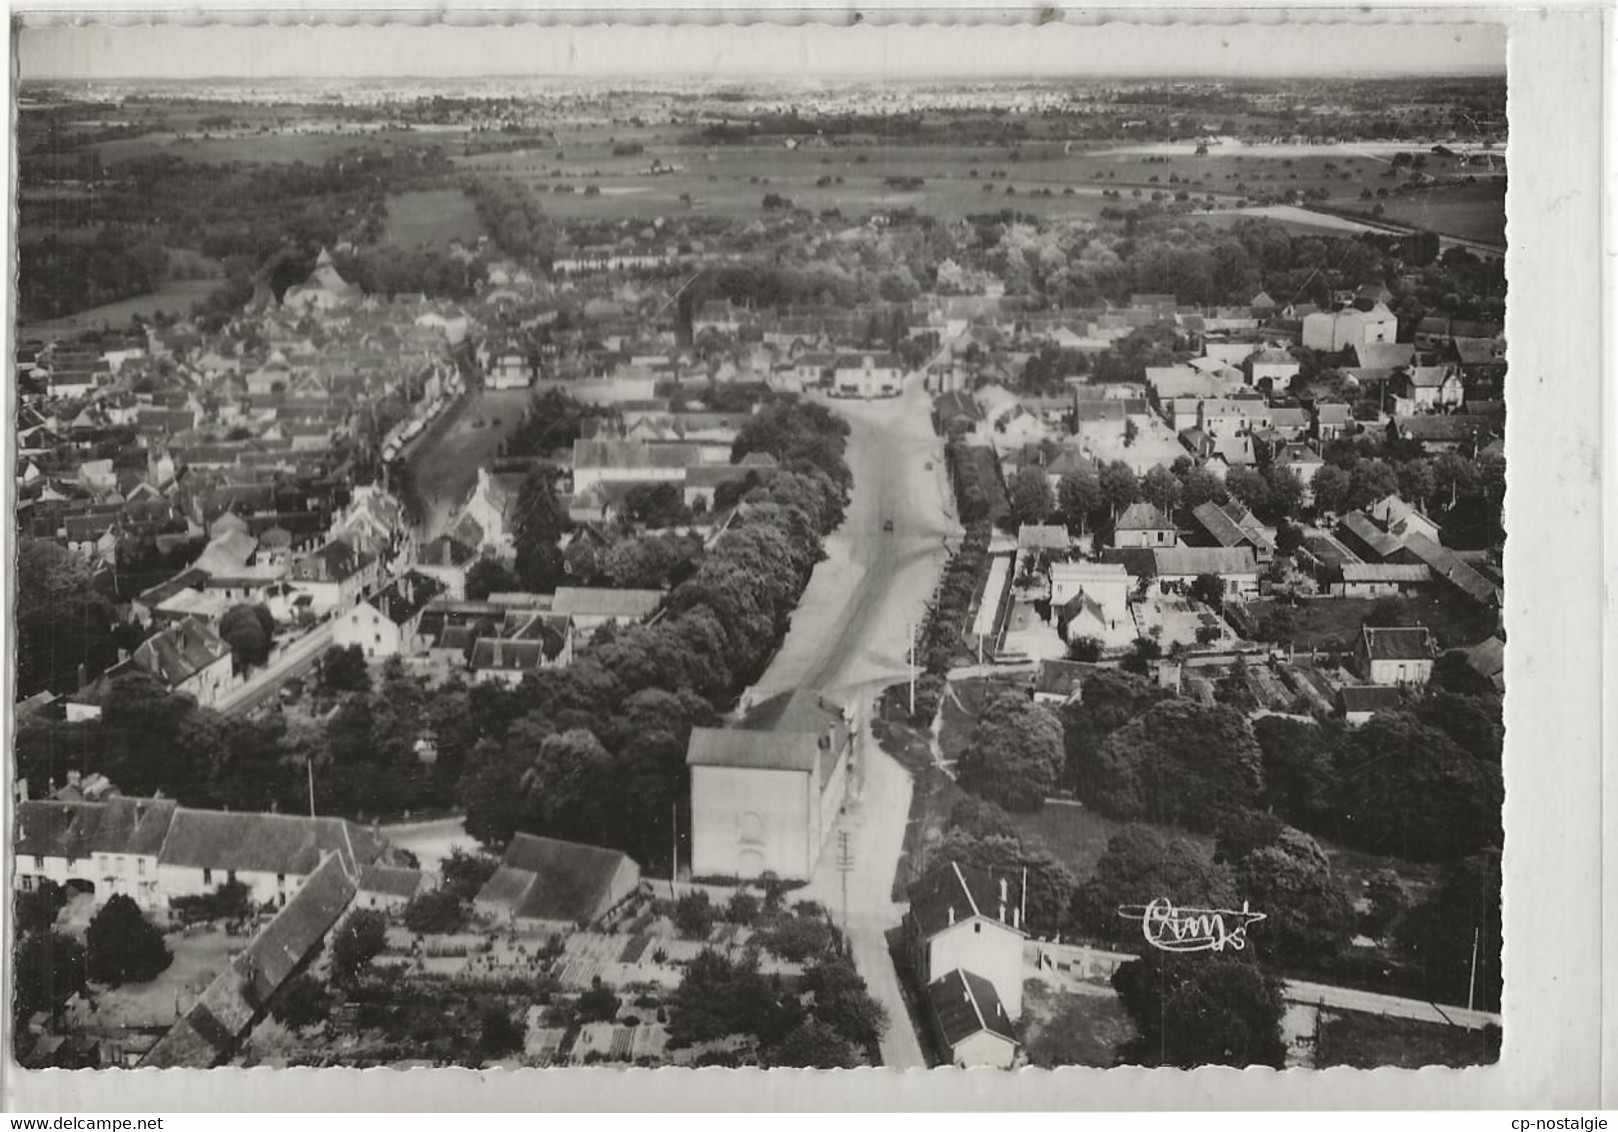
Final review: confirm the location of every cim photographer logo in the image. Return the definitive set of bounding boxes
[1118,897,1267,954]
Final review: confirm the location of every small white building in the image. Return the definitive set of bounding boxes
[926,968,1020,1069]
[1356,625,1437,686]
[1111,501,1177,549]
[832,352,902,399]
[1151,546,1260,599]
[1048,561,1134,650]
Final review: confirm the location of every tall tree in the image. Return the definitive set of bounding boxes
[1087,700,1264,830]
[85,895,172,985]
[1113,951,1287,1069]
[1097,461,1139,522]
[1057,467,1103,533]
[1075,824,1239,946]
[1141,465,1181,515]
[1007,466,1055,528]
[955,692,1064,812]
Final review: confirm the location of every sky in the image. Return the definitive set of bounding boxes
[18,18,1506,82]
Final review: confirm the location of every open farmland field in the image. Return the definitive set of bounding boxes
[19,277,220,338]
[453,139,1425,224]
[94,126,479,166]
[1359,182,1507,245]
[384,188,487,247]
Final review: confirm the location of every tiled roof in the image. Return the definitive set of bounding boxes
[358,864,428,900]
[686,727,821,774]
[1360,625,1436,662]
[157,810,385,876]
[1398,533,1501,605]
[475,833,634,925]
[1191,500,1250,548]
[1339,685,1405,714]
[125,616,231,688]
[551,587,664,619]
[908,860,1024,939]
[1152,546,1258,577]
[928,968,1019,1048]
[571,439,703,471]
[16,797,179,860]
[1116,501,1174,532]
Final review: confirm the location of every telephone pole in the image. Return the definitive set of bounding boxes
[1467,924,1480,1011]
[670,802,679,900]
[836,829,854,933]
[908,622,916,716]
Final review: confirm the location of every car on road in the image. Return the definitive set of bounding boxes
[883,518,894,532]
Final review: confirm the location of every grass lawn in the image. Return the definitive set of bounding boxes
[384,188,487,248]
[1021,978,1137,1068]
[1245,592,1497,653]
[1315,1009,1500,1069]
[87,926,237,1029]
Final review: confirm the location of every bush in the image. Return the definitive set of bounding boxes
[725,890,760,925]
[270,972,332,1030]
[170,880,252,925]
[330,909,388,981]
[402,889,467,935]
[674,891,717,940]
[576,980,622,1022]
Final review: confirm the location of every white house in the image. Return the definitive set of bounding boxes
[14,797,179,907]
[686,690,853,882]
[106,616,236,711]
[1302,304,1398,353]
[1049,561,1134,649]
[832,352,902,399]
[1151,546,1260,599]
[1111,501,1176,549]
[925,968,1020,1069]
[1356,625,1437,686]
[14,800,387,914]
[905,861,1027,1022]
[332,572,445,659]
[287,539,379,615]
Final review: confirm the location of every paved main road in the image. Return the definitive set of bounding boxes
[745,373,958,1069]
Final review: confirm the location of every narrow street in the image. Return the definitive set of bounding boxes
[745,374,958,1068]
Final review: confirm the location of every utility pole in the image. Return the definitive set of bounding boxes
[836,829,854,934]
[307,758,316,819]
[908,622,916,716]
[1467,924,1480,1011]
[670,802,679,900]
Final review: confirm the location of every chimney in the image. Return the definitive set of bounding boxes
[1013,907,1021,930]
[947,905,955,926]
[77,662,87,689]
[67,770,82,789]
